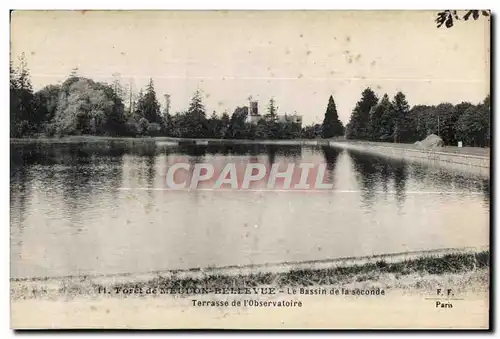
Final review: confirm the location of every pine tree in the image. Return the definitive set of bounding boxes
[132,79,164,135]
[392,92,410,143]
[369,93,391,141]
[321,95,344,138]
[378,98,396,142]
[17,53,32,92]
[142,78,162,124]
[125,80,136,118]
[266,97,278,122]
[188,90,206,117]
[185,89,208,138]
[346,88,378,140]
[111,73,127,103]
[11,53,35,137]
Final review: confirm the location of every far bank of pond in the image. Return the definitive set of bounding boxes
[11,136,490,176]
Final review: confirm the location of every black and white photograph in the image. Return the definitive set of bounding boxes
[9,10,491,329]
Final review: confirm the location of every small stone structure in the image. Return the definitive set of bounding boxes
[416,134,444,149]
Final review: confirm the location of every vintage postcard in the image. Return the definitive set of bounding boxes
[10,10,490,329]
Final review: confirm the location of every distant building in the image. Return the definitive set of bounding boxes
[249,101,259,116]
[244,100,302,126]
[277,113,302,125]
[246,100,262,124]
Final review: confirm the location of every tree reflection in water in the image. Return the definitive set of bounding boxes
[320,146,343,186]
[347,149,489,210]
[347,149,408,208]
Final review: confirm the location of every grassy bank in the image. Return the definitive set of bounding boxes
[11,250,489,300]
[105,250,489,293]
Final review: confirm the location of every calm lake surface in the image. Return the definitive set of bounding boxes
[10,141,490,279]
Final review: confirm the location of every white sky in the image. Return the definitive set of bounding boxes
[10,10,490,124]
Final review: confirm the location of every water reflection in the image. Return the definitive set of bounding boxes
[172,144,302,161]
[347,149,412,209]
[10,150,31,237]
[347,149,381,207]
[11,143,125,226]
[347,149,489,208]
[10,142,490,278]
[266,146,277,165]
[320,146,343,185]
[393,162,408,208]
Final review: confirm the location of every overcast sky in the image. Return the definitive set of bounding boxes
[11,10,490,124]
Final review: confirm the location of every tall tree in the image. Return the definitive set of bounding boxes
[97,82,127,136]
[263,98,280,138]
[266,97,278,121]
[455,101,490,147]
[111,73,127,104]
[226,106,249,139]
[346,88,378,140]
[321,95,344,138]
[185,89,208,138]
[207,111,222,139]
[137,78,162,124]
[368,93,391,141]
[10,53,35,137]
[33,84,61,135]
[52,77,126,136]
[125,80,136,118]
[431,103,462,145]
[392,92,410,143]
[188,90,206,116]
[407,104,434,142]
[220,111,230,138]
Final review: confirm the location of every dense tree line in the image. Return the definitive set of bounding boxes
[10,55,490,146]
[345,87,490,147]
[10,55,333,140]
[11,54,130,137]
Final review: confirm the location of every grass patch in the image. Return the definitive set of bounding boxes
[11,251,489,300]
[96,251,489,294]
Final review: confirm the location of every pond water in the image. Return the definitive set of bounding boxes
[10,141,490,279]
